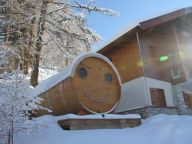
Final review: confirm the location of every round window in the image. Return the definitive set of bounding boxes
[78,67,88,78]
[104,73,113,83]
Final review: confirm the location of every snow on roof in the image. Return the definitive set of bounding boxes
[96,7,192,52]
[56,113,141,120]
[32,52,121,97]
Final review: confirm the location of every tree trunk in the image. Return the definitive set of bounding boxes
[31,0,48,86]
[23,46,29,74]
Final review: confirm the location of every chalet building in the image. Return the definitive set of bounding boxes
[98,7,192,118]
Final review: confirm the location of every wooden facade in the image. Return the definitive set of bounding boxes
[98,7,192,110]
[35,53,121,116]
[58,117,141,130]
[98,7,192,86]
[102,36,143,83]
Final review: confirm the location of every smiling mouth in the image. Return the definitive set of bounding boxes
[82,90,111,103]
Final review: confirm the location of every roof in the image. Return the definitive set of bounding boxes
[32,52,121,97]
[97,7,192,53]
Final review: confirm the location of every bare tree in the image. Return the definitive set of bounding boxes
[0,0,118,86]
[30,0,118,86]
[0,1,118,143]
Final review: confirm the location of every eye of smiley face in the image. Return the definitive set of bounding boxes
[78,67,88,78]
[104,73,113,84]
[78,65,113,85]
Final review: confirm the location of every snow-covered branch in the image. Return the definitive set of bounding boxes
[0,71,42,143]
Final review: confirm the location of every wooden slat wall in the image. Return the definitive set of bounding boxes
[99,36,143,83]
[73,57,120,113]
[35,77,80,116]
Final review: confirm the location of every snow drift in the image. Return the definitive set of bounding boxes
[16,114,192,144]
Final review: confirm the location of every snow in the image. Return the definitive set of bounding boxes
[16,114,192,144]
[32,52,121,97]
[31,63,73,97]
[56,113,141,120]
[0,71,43,143]
[38,68,59,82]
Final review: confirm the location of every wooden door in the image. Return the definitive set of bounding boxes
[150,88,166,106]
[183,91,192,108]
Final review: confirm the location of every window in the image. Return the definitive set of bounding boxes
[78,67,88,78]
[169,53,181,80]
[108,57,112,62]
[150,88,166,106]
[183,91,192,108]
[104,73,113,83]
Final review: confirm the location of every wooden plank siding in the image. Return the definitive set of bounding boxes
[73,57,121,113]
[58,118,141,130]
[99,36,143,83]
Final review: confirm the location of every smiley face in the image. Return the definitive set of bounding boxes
[73,57,120,113]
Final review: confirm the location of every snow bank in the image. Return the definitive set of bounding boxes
[16,114,192,144]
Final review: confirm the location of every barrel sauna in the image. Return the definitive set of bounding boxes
[34,53,121,116]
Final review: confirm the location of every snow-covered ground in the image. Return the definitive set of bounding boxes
[16,114,192,144]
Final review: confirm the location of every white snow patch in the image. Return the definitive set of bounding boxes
[16,114,192,144]
[38,68,59,82]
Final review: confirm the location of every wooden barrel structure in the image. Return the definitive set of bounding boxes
[33,53,121,116]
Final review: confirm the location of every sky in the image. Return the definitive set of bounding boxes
[86,0,192,51]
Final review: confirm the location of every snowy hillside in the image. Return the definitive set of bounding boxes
[16,114,192,144]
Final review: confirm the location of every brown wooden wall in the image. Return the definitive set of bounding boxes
[99,36,143,83]
[98,15,192,85]
[73,57,121,113]
[36,77,80,116]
